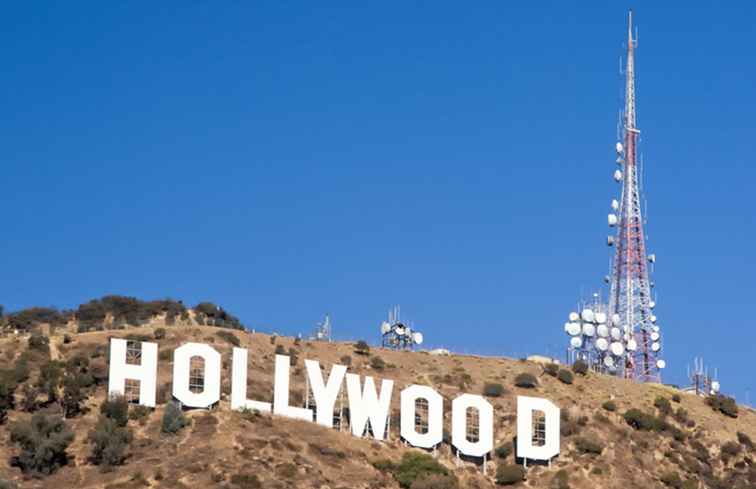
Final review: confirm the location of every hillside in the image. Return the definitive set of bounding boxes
[0,317,754,489]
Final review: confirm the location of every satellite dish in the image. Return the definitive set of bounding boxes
[596,324,609,338]
[648,254,656,263]
[595,312,607,324]
[595,338,609,351]
[413,332,424,345]
[568,312,579,322]
[650,315,657,323]
[652,325,660,333]
[611,199,619,210]
[650,332,660,341]
[604,356,615,367]
[614,170,623,182]
[626,338,638,351]
[612,314,621,326]
[711,381,720,393]
[651,342,661,352]
[607,236,615,247]
[570,336,583,348]
[582,323,596,337]
[581,309,595,323]
[649,301,656,309]
[610,342,625,356]
[615,142,623,154]
[566,322,582,336]
[608,213,618,226]
[656,359,667,370]
[610,327,622,341]
[395,326,405,336]
[380,322,391,334]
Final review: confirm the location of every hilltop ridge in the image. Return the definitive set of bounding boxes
[0,311,754,489]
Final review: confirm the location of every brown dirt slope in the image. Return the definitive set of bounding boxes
[0,322,754,489]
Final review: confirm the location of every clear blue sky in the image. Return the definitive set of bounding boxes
[1,3,754,404]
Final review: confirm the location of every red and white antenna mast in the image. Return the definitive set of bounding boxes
[607,10,664,382]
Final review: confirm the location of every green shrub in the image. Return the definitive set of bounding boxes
[161,402,189,434]
[495,441,513,459]
[623,408,664,432]
[557,369,574,385]
[706,394,738,418]
[153,328,166,340]
[28,332,50,353]
[371,458,396,472]
[354,340,370,355]
[339,355,352,366]
[654,396,672,415]
[572,359,589,375]
[88,416,133,469]
[514,373,538,389]
[671,393,681,403]
[62,375,85,418]
[9,308,66,331]
[483,382,505,397]
[129,405,151,424]
[383,452,452,488]
[574,437,603,455]
[274,344,286,355]
[495,464,525,485]
[370,356,386,370]
[216,330,241,347]
[9,413,74,475]
[100,395,129,427]
[543,363,559,377]
[602,400,617,412]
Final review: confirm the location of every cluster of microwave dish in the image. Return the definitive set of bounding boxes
[563,307,666,371]
[606,142,624,245]
[380,320,423,349]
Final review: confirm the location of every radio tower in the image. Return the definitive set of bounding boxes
[607,11,663,382]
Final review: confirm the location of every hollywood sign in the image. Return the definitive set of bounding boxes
[108,339,560,461]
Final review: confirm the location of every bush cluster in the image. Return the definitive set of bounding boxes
[543,363,559,377]
[483,382,505,397]
[161,402,189,434]
[705,394,738,418]
[495,464,525,485]
[557,369,574,385]
[494,441,513,459]
[514,373,538,389]
[572,359,589,375]
[9,413,74,476]
[7,307,67,332]
[371,452,454,489]
[654,396,672,416]
[354,340,370,355]
[623,408,685,441]
[193,301,243,329]
[370,356,386,370]
[574,436,603,455]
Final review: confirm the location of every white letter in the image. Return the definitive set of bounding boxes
[400,385,443,448]
[305,359,347,428]
[451,394,493,457]
[231,347,271,413]
[346,373,394,440]
[172,342,221,408]
[273,354,313,421]
[517,396,560,461]
[108,338,157,407]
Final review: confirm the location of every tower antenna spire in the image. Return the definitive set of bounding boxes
[607,10,664,382]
